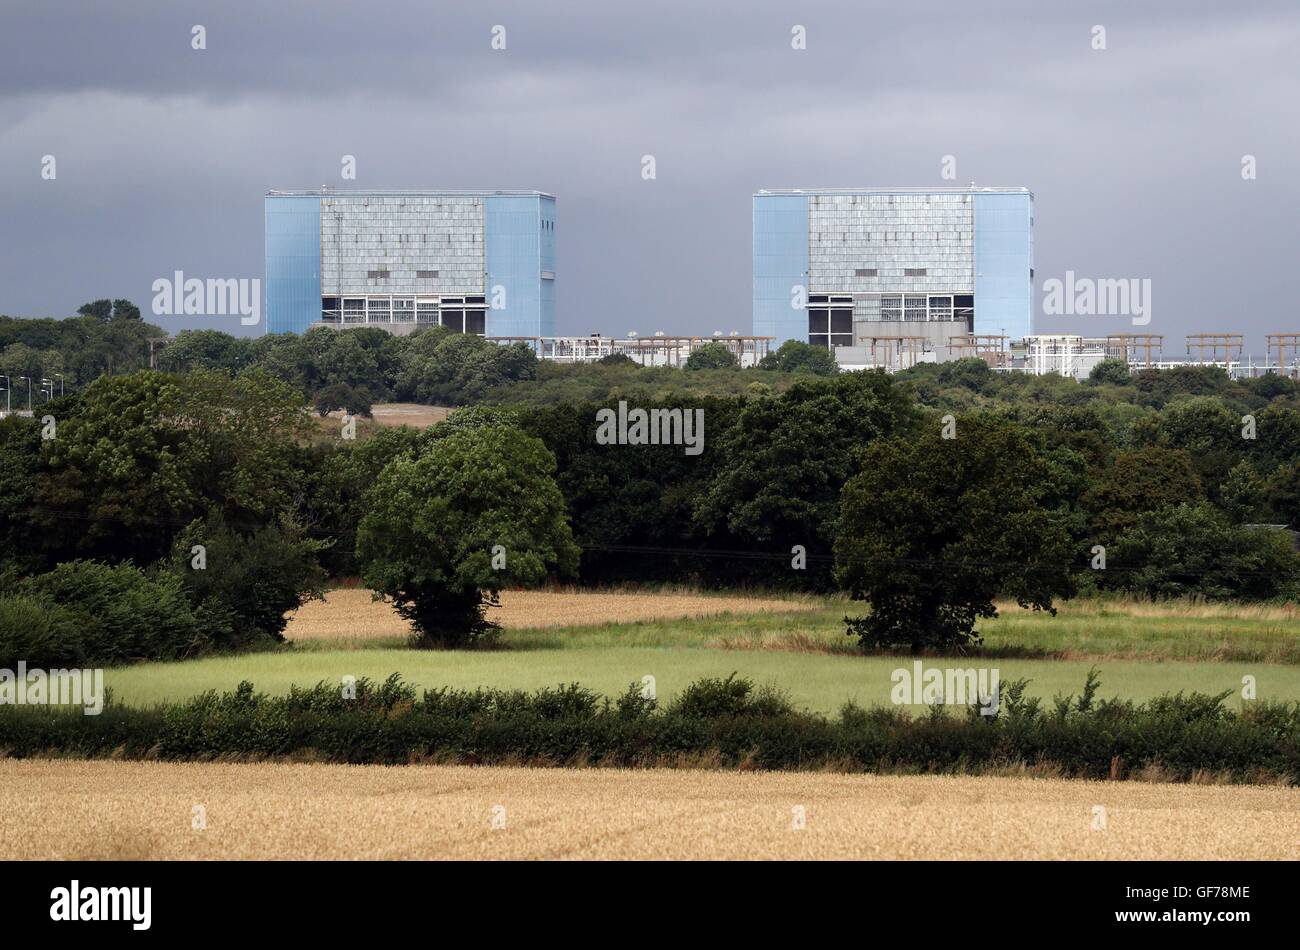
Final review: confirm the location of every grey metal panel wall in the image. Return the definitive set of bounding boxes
[808,193,973,294]
[319,195,485,296]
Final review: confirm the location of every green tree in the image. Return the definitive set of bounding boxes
[36,369,309,564]
[1265,460,1300,528]
[1081,445,1204,544]
[1219,460,1268,523]
[695,373,916,583]
[313,382,372,417]
[758,340,837,376]
[1243,372,1297,402]
[398,328,537,404]
[597,353,638,367]
[77,298,142,322]
[158,330,254,374]
[169,513,328,648]
[305,426,423,576]
[25,560,206,664]
[356,425,579,646]
[835,415,1076,653]
[0,342,43,387]
[935,357,996,393]
[76,300,114,321]
[0,415,42,572]
[110,299,142,321]
[1103,503,1300,600]
[1133,365,1234,405]
[1088,358,1131,385]
[684,341,739,371]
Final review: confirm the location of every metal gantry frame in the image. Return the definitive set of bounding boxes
[856,335,931,372]
[1106,333,1165,369]
[487,335,775,368]
[1266,334,1300,378]
[1186,333,1243,366]
[948,334,1009,368]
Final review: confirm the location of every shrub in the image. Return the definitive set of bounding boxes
[1088,358,1131,385]
[758,340,837,376]
[684,342,739,371]
[0,594,85,668]
[1103,502,1300,600]
[24,561,206,664]
[0,673,1295,784]
[668,673,794,719]
[313,383,372,418]
[169,513,328,649]
[935,357,995,393]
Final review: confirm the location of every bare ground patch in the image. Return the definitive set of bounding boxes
[284,588,818,643]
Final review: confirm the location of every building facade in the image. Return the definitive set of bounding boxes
[753,187,1033,367]
[264,190,555,336]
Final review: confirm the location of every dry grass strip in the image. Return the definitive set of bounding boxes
[284,588,816,642]
[1,760,1295,860]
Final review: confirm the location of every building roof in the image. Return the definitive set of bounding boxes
[266,189,555,198]
[755,186,1032,197]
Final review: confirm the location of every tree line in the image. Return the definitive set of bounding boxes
[2,355,1299,663]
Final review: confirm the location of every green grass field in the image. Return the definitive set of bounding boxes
[100,593,1300,714]
[104,645,1295,715]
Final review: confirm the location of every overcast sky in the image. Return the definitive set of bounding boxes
[1,0,1297,354]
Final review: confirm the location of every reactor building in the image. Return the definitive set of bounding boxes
[753,186,1033,368]
[264,189,555,337]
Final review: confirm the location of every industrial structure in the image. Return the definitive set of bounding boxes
[490,333,773,368]
[254,185,1300,380]
[264,189,555,337]
[752,186,1034,368]
[1011,334,1300,380]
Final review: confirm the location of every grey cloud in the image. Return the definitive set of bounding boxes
[0,0,1297,350]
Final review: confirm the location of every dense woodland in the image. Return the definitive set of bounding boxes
[3,304,1300,662]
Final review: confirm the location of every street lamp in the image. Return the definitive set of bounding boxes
[17,376,31,412]
[54,373,64,397]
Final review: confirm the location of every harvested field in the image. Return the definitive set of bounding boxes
[368,403,452,428]
[0,760,1294,860]
[313,404,451,439]
[284,588,817,643]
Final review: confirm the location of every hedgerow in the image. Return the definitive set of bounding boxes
[0,673,1296,783]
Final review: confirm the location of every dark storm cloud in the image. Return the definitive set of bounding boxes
[1,0,1297,350]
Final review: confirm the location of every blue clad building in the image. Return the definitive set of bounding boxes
[753,187,1034,364]
[265,189,555,337]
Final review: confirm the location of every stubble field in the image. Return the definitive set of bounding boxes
[1,760,1295,860]
[283,587,817,643]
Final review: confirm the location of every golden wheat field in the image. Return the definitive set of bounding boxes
[284,588,817,642]
[0,760,1295,860]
